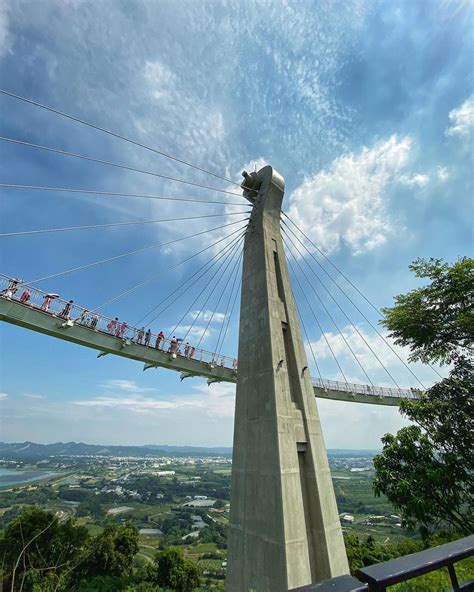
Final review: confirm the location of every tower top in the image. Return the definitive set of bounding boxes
[241,165,285,210]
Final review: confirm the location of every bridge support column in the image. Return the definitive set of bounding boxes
[226,166,349,592]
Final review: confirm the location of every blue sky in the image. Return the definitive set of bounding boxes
[0,0,472,448]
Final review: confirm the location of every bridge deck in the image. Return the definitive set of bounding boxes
[0,276,421,406]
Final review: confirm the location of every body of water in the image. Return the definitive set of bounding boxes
[0,467,60,487]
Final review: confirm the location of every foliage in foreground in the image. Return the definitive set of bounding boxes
[375,257,473,537]
[381,256,473,365]
[0,507,201,591]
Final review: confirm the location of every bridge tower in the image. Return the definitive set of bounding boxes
[226,166,349,591]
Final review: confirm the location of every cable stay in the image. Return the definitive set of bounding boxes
[286,254,349,384]
[283,231,396,389]
[0,184,249,206]
[213,251,243,356]
[0,136,244,197]
[215,270,241,358]
[93,227,247,313]
[295,297,324,382]
[195,244,243,350]
[0,212,251,238]
[170,236,244,343]
[282,218,428,388]
[136,231,245,328]
[28,218,248,284]
[0,89,242,189]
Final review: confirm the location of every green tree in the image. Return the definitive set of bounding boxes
[77,524,139,581]
[150,547,201,592]
[0,506,89,591]
[374,257,474,537]
[374,359,474,536]
[381,257,473,365]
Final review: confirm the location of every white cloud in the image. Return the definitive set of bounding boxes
[74,395,176,411]
[73,382,235,418]
[143,60,176,100]
[190,310,226,323]
[0,393,8,400]
[399,173,430,188]
[445,96,474,137]
[23,394,46,400]
[0,3,13,58]
[436,166,450,182]
[169,324,215,343]
[287,135,413,255]
[101,379,156,394]
[307,324,444,388]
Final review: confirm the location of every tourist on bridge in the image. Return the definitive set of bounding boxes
[136,327,145,344]
[189,346,196,359]
[184,342,190,357]
[232,358,238,370]
[19,289,31,303]
[2,278,21,297]
[107,317,118,333]
[169,336,178,354]
[41,293,58,312]
[90,314,99,330]
[144,328,152,346]
[77,309,89,325]
[60,300,74,319]
[155,331,164,349]
[119,321,128,338]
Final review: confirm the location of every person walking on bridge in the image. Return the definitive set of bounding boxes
[60,300,74,319]
[107,317,118,333]
[144,328,152,347]
[155,331,164,349]
[2,278,21,297]
[169,336,178,354]
[41,293,58,312]
[119,321,128,338]
[19,289,31,303]
[137,327,145,344]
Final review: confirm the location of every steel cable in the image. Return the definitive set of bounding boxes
[0,136,244,197]
[0,184,248,206]
[28,218,248,284]
[0,89,243,188]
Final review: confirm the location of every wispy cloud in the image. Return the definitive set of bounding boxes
[445,96,474,137]
[73,382,235,418]
[100,379,157,394]
[0,2,13,58]
[287,135,414,255]
[0,393,8,400]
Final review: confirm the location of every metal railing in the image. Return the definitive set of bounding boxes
[312,377,420,400]
[0,273,422,396]
[0,274,238,371]
[290,534,474,591]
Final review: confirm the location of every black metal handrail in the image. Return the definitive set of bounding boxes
[289,534,474,591]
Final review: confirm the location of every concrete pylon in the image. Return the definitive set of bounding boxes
[226,165,349,592]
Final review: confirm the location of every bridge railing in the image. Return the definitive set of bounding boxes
[312,377,419,400]
[0,274,238,371]
[290,534,474,591]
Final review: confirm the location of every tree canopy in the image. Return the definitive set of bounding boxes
[374,257,474,537]
[381,257,473,365]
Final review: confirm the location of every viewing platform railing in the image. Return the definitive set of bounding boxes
[0,273,237,371]
[0,273,423,400]
[290,534,474,591]
[312,378,419,401]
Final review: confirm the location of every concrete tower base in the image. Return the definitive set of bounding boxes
[226,166,349,592]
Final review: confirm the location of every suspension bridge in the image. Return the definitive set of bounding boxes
[0,89,439,591]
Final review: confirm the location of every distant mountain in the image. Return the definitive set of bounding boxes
[0,441,232,459]
[0,442,376,461]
